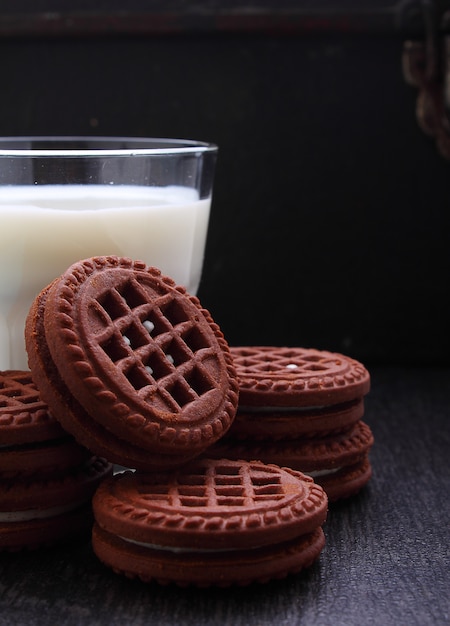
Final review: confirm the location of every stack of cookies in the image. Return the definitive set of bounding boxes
[207,346,374,502]
[18,255,330,585]
[0,255,374,585]
[92,457,328,587]
[0,370,112,551]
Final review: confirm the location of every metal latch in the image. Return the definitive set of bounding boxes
[402,0,450,158]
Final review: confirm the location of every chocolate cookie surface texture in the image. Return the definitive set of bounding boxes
[25,256,238,471]
[210,346,373,501]
[0,370,89,478]
[92,457,328,586]
[232,346,370,410]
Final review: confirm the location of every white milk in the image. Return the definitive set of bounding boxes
[0,184,211,370]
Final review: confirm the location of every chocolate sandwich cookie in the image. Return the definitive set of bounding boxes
[208,421,374,502]
[231,346,371,410]
[0,456,112,551]
[218,346,373,500]
[92,458,328,587]
[25,256,239,471]
[0,370,90,478]
[229,398,365,441]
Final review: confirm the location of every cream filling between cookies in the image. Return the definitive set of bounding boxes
[238,405,328,413]
[117,536,239,554]
[304,467,342,479]
[0,500,86,522]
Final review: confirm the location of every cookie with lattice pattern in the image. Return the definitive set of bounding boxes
[231,346,370,408]
[25,257,238,470]
[0,370,65,444]
[221,347,373,500]
[92,457,327,586]
[0,370,90,478]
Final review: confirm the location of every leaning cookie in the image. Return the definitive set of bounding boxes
[92,457,328,587]
[0,456,112,551]
[25,256,239,471]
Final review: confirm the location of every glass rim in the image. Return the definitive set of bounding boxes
[0,136,218,157]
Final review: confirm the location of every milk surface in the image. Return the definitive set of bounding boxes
[0,184,210,370]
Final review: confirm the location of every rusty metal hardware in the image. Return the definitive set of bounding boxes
[402,0,450,158]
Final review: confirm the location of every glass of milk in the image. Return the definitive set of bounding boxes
[0,136,218,370]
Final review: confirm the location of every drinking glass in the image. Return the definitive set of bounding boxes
[0,136,217,370]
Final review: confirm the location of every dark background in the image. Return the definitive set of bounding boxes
[1,5,449,625]
[1,0,449,366]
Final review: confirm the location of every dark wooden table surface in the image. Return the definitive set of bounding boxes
[1,366,449,625]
